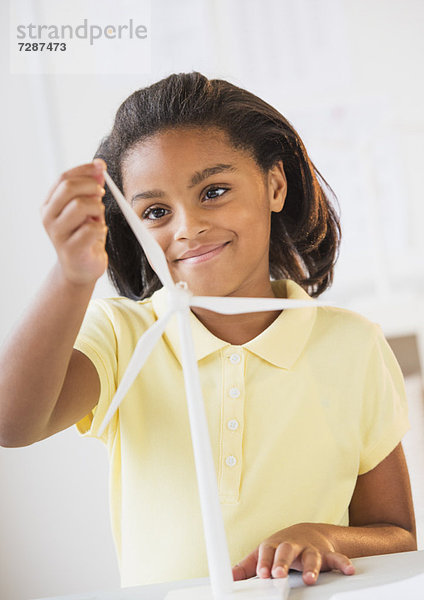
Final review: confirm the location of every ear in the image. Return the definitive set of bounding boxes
[267,160,287,213]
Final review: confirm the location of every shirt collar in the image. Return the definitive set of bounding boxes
[151,287,229,362]
[244,280,317,369]
[150,279,317,369]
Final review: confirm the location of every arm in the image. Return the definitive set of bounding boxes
[339,441,415,553]
[233,443,416,585]
[0,161,108,447]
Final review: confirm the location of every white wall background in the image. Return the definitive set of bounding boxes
[1,1,423,598]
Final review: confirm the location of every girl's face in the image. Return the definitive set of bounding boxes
[122,127,286,297]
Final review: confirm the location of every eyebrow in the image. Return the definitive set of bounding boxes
[130,163,238,204]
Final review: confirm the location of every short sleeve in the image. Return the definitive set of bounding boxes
[73,299,118,444]
[359,324,410,474]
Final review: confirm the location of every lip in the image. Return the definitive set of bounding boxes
[176,242,230,264]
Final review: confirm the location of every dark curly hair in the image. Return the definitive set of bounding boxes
[95,71,340,299]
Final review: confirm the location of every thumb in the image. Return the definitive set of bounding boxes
[232,549,259,581]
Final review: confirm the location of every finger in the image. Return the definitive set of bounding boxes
[232,564,248,582]
[43,161,106,208]
[271,542,298,578]
[301,547,322,585]
[257,543,277,578]
[60,160,106,182]
[324,552,355,576]
[92,158,107,183]
[53,196,106,242]
[232,549,259,581]
[61,159,106,186]
[64,222,109,270]
[44,163,104,202]
[66,219,107,249]
[43,177,105,226]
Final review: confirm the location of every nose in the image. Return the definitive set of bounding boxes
[173,206,209,241]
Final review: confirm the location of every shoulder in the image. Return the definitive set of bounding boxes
[279,279,379,340]
[315,305,379,335]
[275,279,384,357]
[311,305,383,358]
[83,295,157,334]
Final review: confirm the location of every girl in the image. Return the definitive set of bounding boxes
[0,72,416,588]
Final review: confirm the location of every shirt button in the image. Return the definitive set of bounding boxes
[229,387,240,399]
[229,353,241,364]
[225,455,237,467]
[227,419,239,431]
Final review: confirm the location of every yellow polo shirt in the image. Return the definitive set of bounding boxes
[74,280,409,587]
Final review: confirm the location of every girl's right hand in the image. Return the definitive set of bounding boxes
[41,159,109,286]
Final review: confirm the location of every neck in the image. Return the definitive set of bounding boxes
[190,281,281,345]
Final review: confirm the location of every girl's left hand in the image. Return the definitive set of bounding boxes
[232,523,355,585]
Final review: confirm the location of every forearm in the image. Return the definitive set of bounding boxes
[236,448,417,584]
[315,522,417,558]
[0,262,95,446]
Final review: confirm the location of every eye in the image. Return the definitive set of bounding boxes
[203,186,228,201]
[141,206,170,221]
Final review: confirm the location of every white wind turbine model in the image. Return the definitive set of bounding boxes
[99,170,327,599]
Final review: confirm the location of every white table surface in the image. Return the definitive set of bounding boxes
[33,550,424,600]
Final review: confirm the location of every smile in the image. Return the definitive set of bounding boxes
[176,242,230,265]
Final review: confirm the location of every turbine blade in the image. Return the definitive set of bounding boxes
[104,171,175,290]
[190,295,328,315]
[97,310,173,437]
